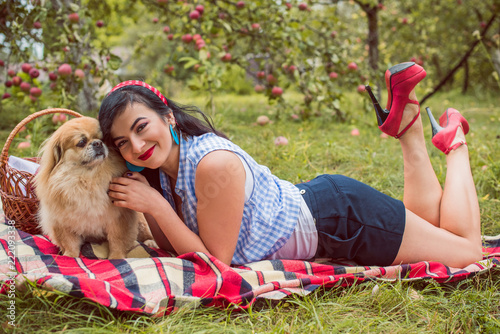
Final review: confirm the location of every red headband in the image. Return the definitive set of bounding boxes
[109,80,169,106]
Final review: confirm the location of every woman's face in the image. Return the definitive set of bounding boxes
[110,102,175,169]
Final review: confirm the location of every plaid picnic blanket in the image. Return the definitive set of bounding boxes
[1,216,499,316]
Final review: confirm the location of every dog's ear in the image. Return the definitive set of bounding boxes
[36,135,64,180]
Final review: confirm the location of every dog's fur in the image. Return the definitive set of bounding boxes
[34,117,157,259]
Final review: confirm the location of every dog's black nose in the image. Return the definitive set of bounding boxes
[92,141,103,148]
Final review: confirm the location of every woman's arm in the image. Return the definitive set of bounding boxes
[195,150,246,265]
[109,174,212,259]
[108,151,246,265]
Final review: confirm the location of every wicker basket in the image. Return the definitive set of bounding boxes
[0,108,82,234]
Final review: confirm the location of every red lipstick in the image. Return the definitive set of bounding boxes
[138,145,155,161]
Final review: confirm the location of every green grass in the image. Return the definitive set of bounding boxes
[1,89,500,333]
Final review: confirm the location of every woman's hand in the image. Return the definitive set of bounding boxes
[108,172,160,214]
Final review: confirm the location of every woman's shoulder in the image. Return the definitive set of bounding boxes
[187,133,238,156]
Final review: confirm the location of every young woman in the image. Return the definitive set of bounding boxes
[99,62,482,268]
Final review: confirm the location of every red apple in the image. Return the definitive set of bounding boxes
[480,21,486,29]
[347,62,358,71]
[74,69,85,79]
[30,87,42,97]
[251,23,260,30]
[257,115,270,125]
[68,13,79,23]
[288,65,297,73]
[58,114,67,123]
[221,53,232,62]
[167,33,174,40]
[96,20,104,28]
[236,1,245,8]
[21,63,32,73]
[254,84,265,93]
[29,68,40,78]
[196,5,204,14]
[58,63,72,77]
[2,93,11,99]
[50,82,57,90]
[285,3,292,10]
[182,34,193,43]
[274,136,288,146]
[329,72,338,80]
[356,85,366,93]
[33,21,42,29]
[257,71,265,79]
[52,114,60,124]
[189,10,200,20]
[5,80,12,88]
[20,82,31,93]
[17,142,31,149]
[48,72,58,81]
[350,128,360,136]
[152,17,159,23]
[298,3,308,11]
[330,31,338,38]
[193,34,202,41]
[12,76,22,86]
[401,17,408,24]
[8,69,16,77]
[271,86,283,97]
[0,59,4,67]
[163,26,170,33]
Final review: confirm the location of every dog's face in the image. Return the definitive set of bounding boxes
[41,116,111,171]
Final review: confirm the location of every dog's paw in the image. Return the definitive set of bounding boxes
[62,250,80,257]
[143,239,159,249]
[108,251,127,260]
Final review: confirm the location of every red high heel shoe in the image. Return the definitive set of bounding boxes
[426,107,469,154]
[365,62,427,138]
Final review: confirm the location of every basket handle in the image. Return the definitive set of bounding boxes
[0,108,83,167]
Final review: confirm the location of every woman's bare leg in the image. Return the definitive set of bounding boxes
[397,91,442,226]
[393,120,482,268]
[440,129,481,246]
[392,209,482,268]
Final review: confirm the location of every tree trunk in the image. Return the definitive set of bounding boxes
[366,6,381,100]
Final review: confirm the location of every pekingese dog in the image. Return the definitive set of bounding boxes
[34,116,157,259]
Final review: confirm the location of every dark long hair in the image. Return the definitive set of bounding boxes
[98,85,227,149]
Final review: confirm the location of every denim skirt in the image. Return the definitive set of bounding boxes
[295,174,406,266]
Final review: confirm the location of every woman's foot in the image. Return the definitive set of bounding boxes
[426,107,469,154]
[365,62,427,139]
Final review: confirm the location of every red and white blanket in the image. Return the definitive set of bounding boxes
[1,217,499,316]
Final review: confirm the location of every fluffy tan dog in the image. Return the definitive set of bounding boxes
[34,116,157,259]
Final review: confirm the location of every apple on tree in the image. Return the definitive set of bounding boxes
[271,86,283,97]
[347,62,358,71]
[12,76,22,86]
[20,82,31,93]
[68,13,79,23]
[21,63,32,73]
[58,63,72,77]
[30,87,42,97]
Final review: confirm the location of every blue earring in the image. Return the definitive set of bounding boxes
[170,124,180,145]
[126,161,144,172]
